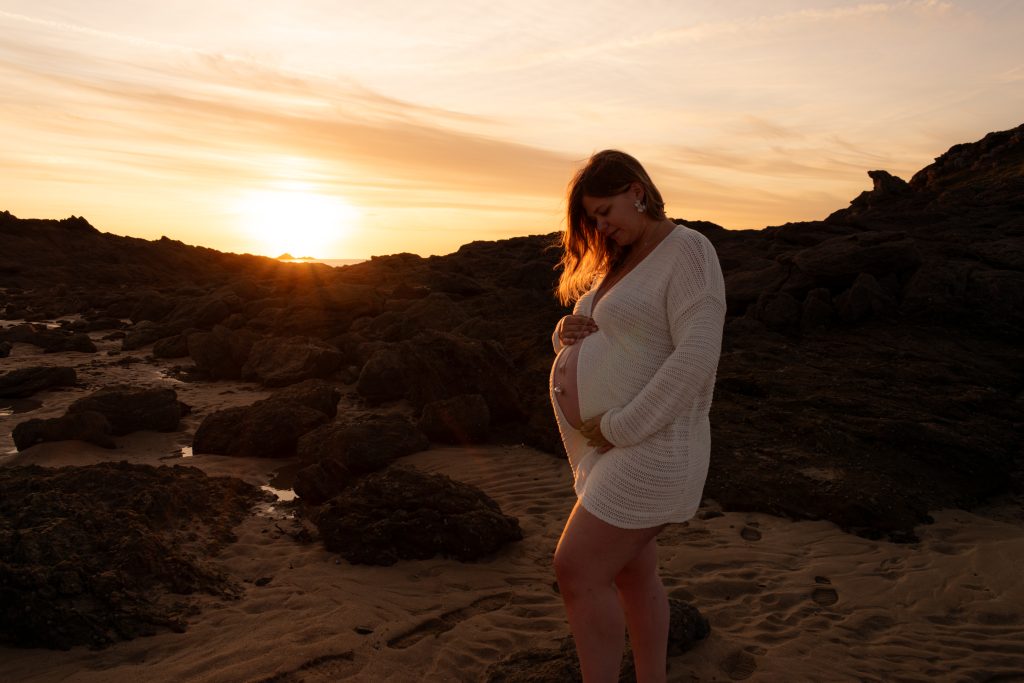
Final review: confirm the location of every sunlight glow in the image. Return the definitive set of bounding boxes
[234,189,359,258]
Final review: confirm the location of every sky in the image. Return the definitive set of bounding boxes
[1,1,1022,259]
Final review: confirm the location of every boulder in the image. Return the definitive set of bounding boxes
[0,366,77,398]
[13,411,115,450]
[357,331,524,421]
[67,385,182,435]
[240,336,344,387]
[835,273,894,324]
[187,325,258,379]
[800,288,835,331]
[0,462,263,649]
[792,232,922,285]
[0,341,10,357]
[418,394,490,444]
[292,459,351,506]
[315,467,522,565]
[297,414,429,473]
[152,332,194,359]
[1,324,96,353]
[192,380,340,458]
[122,321,168,350]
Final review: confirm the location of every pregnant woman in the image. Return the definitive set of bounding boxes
[550,150,726,682]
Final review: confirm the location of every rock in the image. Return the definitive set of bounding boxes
[12,411,115,450]
[192,380,340,458]
[270,379,343,419]
[792,232,922,285]
[800,288,834,331]
[315,467,522,565]
[750,291,801,332]
[0,324,96,353]
[357,330,524,421]
[835,273,894,324]
[152,332,194,359]
[122,320,168,350]
[0,340,10,357]
[0,366,77,398]
[240,336,344,387]
[187,325,257,379]
[193,404,328,458]
[297,414,429,473]
[418,394,490,444]
[0,462,263,649]
[67,385,182,435]
[292,459,351,505]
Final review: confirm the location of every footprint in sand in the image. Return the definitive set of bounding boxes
[386,592,512,650]
[740,526,762,541]
[255,651,359,683]
[721,649,758,680]
[811,576,839,606]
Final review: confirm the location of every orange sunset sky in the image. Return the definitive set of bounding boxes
[2,1,1022,260]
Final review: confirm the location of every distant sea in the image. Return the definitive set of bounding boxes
[277,258,366,267]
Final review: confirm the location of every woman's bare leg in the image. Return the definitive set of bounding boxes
[553,502,663,682]
[615,538,669,683]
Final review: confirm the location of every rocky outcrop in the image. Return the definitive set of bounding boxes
[192,380,340,458]
[418,393,491,444]
[186,325,258,380]
[357,330,524,421]
[67,385,183,435]
[0,324,96,353]
[240,336,344,387]
[0,462,263,649]
[315,467,522,565]
[0,366,77,398]
[12,411,115,450]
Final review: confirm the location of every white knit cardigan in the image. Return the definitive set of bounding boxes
[550,225,726,528]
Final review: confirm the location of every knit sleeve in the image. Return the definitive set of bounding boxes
[599,236,726,447]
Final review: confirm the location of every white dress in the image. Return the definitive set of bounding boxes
[550,225,726,529]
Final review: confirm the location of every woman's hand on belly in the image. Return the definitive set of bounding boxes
[580,413,613,453]
[556,315,598,346]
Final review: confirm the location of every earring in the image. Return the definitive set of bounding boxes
[633,199,647,213]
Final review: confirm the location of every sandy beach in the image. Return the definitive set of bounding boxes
[2,324,1023,683]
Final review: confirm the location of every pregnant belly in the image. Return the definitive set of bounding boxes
[552,341,583,429]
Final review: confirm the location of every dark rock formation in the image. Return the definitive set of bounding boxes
[67,385,182,435]
[192,380,340,458]
[418,393,491,444]
[187,325,258,380]
[12,410,115,450]
[483,599,710,682]
[0,462,264,649]
[315,467,522,565]
[0,323,96,353]
[297,414,429,473]
[2,123,1022,541]
[0,366,77,398]
[293,458,351,506]
[357,330,524,421]
[240,336,344,387]
[0,340,10,357]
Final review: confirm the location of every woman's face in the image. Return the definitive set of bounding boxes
[581,183,645,247]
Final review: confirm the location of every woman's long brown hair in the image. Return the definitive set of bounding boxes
[555,150,667,306]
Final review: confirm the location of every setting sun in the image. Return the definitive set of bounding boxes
[234,189,359,258]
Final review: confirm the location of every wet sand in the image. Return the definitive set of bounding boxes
[2,322,1023,682]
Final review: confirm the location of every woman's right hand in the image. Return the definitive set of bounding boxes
[556,315,598,345]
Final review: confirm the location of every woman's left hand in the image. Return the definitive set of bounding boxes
[580,414,613,453]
